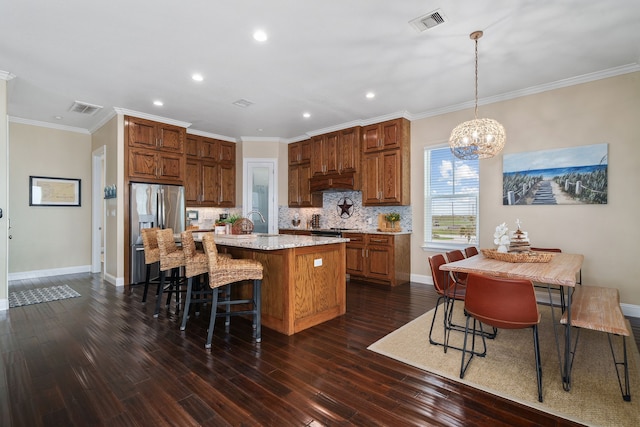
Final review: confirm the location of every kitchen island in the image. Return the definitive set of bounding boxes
[202,233,347,336]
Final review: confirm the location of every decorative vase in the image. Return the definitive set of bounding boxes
[389,221,396,230]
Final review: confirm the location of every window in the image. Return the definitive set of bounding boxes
[424,145,479,249]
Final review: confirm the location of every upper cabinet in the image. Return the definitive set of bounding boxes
[126,116,186,184]
[361,118,410,206]
[311,127,360,177]
[362,118,407,153]
[185,134,236,207]
[288,140,322,207]
[288,139,312,165]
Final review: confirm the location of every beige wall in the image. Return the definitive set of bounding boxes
[410,72,640,305]
[91,116,120,283]
[8,122,92,274]
[0,80,8,306]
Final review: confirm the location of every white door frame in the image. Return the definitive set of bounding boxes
[243,158,278,234]
[91,146,105,274]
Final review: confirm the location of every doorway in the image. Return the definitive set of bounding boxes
[243,159,277,234]
[91,146,105,274]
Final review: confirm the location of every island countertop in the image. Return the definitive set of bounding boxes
[192,232,349,250]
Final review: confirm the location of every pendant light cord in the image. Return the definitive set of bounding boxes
[474,37,479,120]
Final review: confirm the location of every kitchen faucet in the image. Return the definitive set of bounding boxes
[247,209,266,223]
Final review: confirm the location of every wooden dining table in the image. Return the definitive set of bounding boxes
[440,251,584,391]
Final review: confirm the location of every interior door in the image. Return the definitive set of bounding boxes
[244,159,277,234]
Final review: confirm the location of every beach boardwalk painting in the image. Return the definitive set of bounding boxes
[503,143,608,205]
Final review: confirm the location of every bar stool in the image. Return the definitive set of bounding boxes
[180,230,210,331]
[140,227,160,302]
[201,233,263,349]
[154,228,186,318]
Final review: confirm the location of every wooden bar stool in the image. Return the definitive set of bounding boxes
[154,228,186,318]
[140,227,160,302]
[201,233,263,349]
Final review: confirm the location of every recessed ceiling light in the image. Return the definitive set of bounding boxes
[253,30,268,42]
[366,92,376,99]
[192,73,203,82]
[54,115,63,120]
[153,100,163,106]
[303,112,311,118]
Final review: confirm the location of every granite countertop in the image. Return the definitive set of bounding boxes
[279,228,412,235]
[192,232,349,250]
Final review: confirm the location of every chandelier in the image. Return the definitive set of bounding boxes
[449,31,505,160]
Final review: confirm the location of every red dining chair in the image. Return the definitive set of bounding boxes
[460,273,543,402]
[464,246,479,257]
[428,254,466,352]
[446,249,468,286]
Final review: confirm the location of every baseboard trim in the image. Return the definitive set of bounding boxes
[8,265,92,281]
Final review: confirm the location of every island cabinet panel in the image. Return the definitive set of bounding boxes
[216,242,346,335]
[344,233,410,286]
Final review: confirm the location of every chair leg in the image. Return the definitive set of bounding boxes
[533,325,543,402]
[180,277,194,331]
[142,263,152,302]
[254,279,262,343]
[460,317,487,379]
[153,270,166,318]
[205,287,220,349]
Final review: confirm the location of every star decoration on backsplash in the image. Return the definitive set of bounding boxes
[337,197,354,218]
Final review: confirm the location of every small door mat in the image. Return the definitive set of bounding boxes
[9,285,81,308]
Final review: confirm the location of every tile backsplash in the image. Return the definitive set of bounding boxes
[279,191,412,232]
[187,191,412,232]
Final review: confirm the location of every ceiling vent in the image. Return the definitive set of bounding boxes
[409,9,447,32]
[68,100,103,115]
[232,99,254,108]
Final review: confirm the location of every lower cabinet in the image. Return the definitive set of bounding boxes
[344,233,410,286]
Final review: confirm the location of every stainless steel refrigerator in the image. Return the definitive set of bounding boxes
[130,183,185,284]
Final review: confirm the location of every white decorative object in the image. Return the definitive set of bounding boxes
[493,222,510,253]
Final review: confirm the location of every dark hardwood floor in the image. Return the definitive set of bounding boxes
[1,273,638,426]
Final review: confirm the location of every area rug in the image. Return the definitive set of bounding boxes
[368,303,640,427]
[9,285,81,308]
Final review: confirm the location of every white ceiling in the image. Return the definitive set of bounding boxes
[1,0,639,141]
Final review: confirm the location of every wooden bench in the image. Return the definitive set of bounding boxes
[560,285,631,401]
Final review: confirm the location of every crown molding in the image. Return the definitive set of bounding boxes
[8,116,90,134]
[0,70,16,81]
[410,63,640,121]
[186,128,237,142]
[113,107,192,129]
[89,109,117,134]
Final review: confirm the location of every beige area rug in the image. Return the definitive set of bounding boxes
[368,303,640,427]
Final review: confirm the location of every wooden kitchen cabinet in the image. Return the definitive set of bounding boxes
[361,118,410,206]
[128,117,184,153]
[344,233,410,286]
[288,163,322,207]
[126,116,186,184]
[185,135,236,207]
[362,118,408,153]
[311,127,360,176]
[338,126,360,173]
[288,140,321,207]
[288,140,312,165]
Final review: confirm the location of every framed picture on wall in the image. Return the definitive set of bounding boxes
[502,143,608,205]
[29,176,81,207]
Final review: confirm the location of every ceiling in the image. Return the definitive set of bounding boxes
[1,0,639,141]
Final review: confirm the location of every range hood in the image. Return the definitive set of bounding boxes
[309,172,358,192]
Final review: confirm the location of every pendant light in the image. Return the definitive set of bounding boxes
[449,31,506,160]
